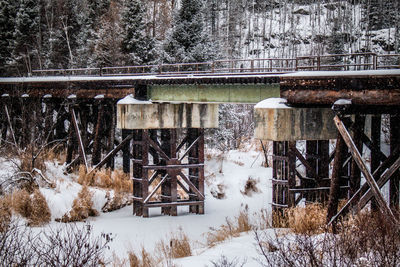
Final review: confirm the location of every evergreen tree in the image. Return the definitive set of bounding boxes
[0,0,17,75]
[163,0,218,63]
[121,0,157,66]
[11,0,40,74]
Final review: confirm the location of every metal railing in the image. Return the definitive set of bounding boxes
[31,53,400,77]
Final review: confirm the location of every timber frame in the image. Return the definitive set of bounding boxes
[327,105,400,226]
[123,128,205,217]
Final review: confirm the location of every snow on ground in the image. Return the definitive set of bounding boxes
[0,144,273,265]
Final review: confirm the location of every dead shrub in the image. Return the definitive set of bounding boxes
[0,196,12,232]
[60,185,99,222]
[241,177,260,196]
[128,247,156,267]
[256,211,400,267]
[210,183,226,199]
[18,145,46,173]
[287,204,326,235]
[12,189,32,218]
[206,207,252,247]
[155,230,192,260]
[29,189,51,226]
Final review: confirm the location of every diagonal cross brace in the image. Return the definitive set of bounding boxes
[329,149,400,225]
[334,115,398,224]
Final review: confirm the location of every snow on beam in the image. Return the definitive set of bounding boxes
[117,95,219,129]
[254,98,337,141]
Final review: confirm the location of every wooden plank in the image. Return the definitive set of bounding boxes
[146,134,171,161]
[88,134,133,176]
[328,148,400,225]
[71,108,88,172]
[334,115,397,224]
[326,132,347,225]
[357,155,400,211]
[179,132,204,161]
[143,163,204,169]
[290,186,349,193]
[179,171,205,200]
[144,201,203,208]
[143,174,168,204]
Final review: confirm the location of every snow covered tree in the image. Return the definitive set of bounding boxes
[93,0,123,66]
[163,0,218,63]
[121,0,157,66]
[11,0,40,74]
[0,0,17,75]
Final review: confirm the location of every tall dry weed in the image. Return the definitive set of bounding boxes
[287,204,326,235]
[128,247,156,267]
[155,230,192,260]
[206,207,252,247]
[77,167,131,194]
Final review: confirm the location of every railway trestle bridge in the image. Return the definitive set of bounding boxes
[1,52,400,223]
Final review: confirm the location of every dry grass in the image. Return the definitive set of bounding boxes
[78,166,132,194]
[29,189,51,226]
[155,230,192,260]
[287,204,327,235]
[60,185,99,223]
[128,247,156,267]
[0,195,12,232]
[206,207,252,247]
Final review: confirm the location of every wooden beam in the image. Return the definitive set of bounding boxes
[179,171,204,200]
[333,115,397,224]
[88,134,133,176]
[71,108,88,172]
[328,148,400,225]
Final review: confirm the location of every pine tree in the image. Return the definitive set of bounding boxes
[11,0,40,74]
[163,0,218,63]
[0,0,17,75]
[121,0,157,66]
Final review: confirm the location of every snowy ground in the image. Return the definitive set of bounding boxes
[0,143,273,266]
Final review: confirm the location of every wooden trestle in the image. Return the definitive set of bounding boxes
[121,128,205,217]
[0,93,124,172]
[271,140,342,217]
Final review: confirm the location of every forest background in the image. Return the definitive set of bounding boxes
[0,0,399,77]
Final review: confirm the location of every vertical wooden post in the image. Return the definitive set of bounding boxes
[106,102,116,169]
[390,115,400,212]
[326,132,347,227]
[370,114,381,210]
[188,128,199,213]
[170,129,178,216]
[122,129,131,174]
[318,140,330,202]
[306,140,317,202]
[92,100,104,166]
[161,129,171,215]
[288,141,296,207]
[198,129,205,214]
[350,115,365,199]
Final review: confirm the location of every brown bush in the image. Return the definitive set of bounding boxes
[12,189,32,218]
[60,185,99,222]
[287,204,326,235]
[29,189,51,226]
[102,191,132,213]
[0,196,12,232]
